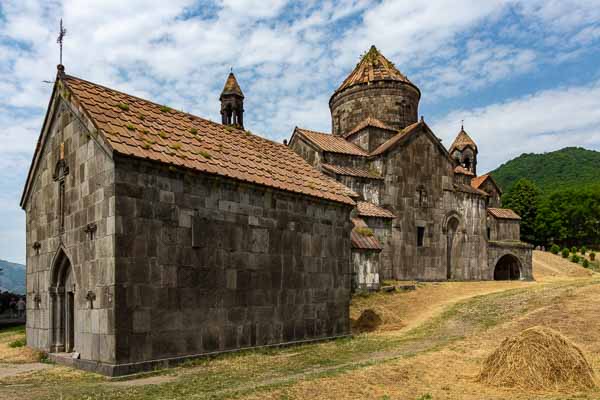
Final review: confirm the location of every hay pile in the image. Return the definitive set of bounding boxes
[352,309,382,333]
[478,326,595,391]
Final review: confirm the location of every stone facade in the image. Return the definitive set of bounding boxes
[23,92,117,364]
[22,71,354,375]
[289,46,532,287]
[111,156,352,372]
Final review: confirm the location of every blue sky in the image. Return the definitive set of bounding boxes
[1,0,600,264]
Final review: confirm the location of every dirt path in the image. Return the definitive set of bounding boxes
[0,363,50,378]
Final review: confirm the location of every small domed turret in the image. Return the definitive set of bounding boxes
[450,126,478,175]
[220,72,244,129]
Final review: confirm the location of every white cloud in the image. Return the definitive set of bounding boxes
[431,80,600,172]
[0,0,600,262]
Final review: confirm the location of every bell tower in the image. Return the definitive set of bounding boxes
[449,125,478,175]
[220,72,244,129]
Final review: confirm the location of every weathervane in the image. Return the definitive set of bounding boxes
[57,19,67,65]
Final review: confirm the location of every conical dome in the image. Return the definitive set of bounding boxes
[220,72,244,99]
[450,128,477,153]
[330,46,421,136]
[334,46,417,94]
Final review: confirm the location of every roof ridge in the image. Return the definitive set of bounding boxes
[64,74,224,131]
[59,75,355,205]
[344,116,396,138]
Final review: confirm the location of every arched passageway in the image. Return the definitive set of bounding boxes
[494,254,521,280]
[49,249,76,353]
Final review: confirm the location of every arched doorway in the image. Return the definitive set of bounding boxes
[49,249,76,353]
[494,254,521,280]
[446,217,459,280]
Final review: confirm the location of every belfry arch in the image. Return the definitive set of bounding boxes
[49,248,77,353]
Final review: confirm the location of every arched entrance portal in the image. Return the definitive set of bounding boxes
[494,254,521,280]
[49,249,76,353]
[446,217,459,280]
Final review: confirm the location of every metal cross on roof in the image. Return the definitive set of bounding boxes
[57,19,67,65]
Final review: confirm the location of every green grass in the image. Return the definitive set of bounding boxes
[7,280,600,400]
[8,337,26,348]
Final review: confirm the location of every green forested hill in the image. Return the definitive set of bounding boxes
[0,260,25,294]
[490,147,600,193]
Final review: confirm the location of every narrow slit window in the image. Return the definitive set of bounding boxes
[417,226,425,247]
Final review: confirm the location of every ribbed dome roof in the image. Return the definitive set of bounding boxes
[334,46,416,95]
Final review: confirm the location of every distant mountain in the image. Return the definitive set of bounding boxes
[0,260,26,294]
[490,147,600,193]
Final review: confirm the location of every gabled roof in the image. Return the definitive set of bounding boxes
[454,183,488,196]
[356,201,395,218]
[220,72,244,98]
[293,127,368,156]
[344,117,396,139]
[488,208,521,220]
[368,119,450,162]
[23,73,355,207]
[333,46,418,96]
[449,128,477,153]
[322,164,383,180]
[351,218,383,250]
[471,174,503,195]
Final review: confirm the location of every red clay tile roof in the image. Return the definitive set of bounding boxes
[449,128,477,153]
[334,46,417,95]
[351,218,383,250]
[471,174,503,195]
[294,127,368,156]
[454,183,488,196]
[471,174,487,189]
[322,164,383,180]
[356,201,395,218]
[454,165,475,176]
[220,72,244,98]
[62,75,354,205]
[488,208,521,220]
[369,121,421,156]
[344,117,396,138]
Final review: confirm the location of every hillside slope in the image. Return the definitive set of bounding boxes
[0,260,25,294]
[490,147,600,193]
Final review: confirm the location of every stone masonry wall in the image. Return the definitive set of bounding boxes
[488,218,520,241]
[488,242,533,280]
[25,95,117,363]
[288,136,322,170]
[112,156,353,365]
[351,250,381,291]
[330,82,420,136]
[380,128,488,280]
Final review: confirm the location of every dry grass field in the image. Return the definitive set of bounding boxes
[1,250,600,400]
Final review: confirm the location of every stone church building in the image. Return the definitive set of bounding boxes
[21,47,530,375]
[288,46,531,289]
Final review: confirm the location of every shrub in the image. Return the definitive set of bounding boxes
[583,259,590,268]
[591,252,596,261]
[562,248,570,258]
[8,338,26,348]
[571,254,580,263]
[550,244,560,255]
[571,246,578,254]
[581,246,587,255]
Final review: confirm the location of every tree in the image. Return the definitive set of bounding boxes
[502,178,541,244]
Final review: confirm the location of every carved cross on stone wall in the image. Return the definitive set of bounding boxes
[86,291,96,309]
[84,223,97,241]
[53,142,69,233]
[33,292,42,309]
